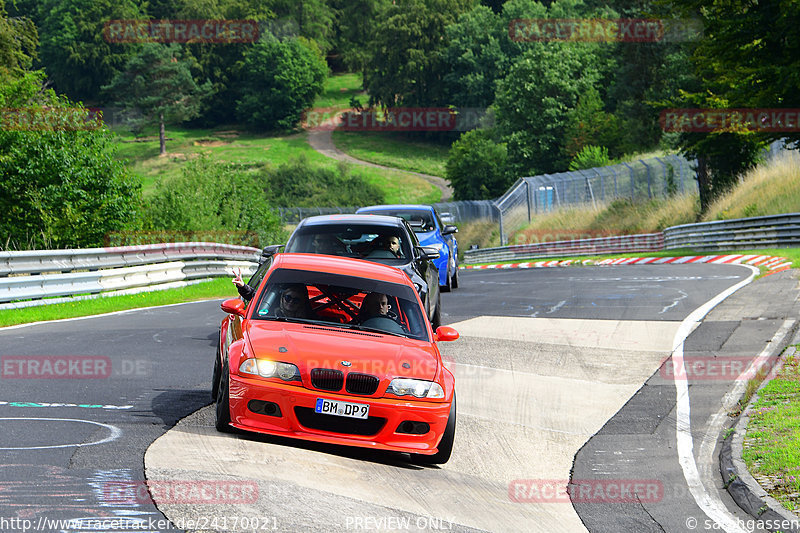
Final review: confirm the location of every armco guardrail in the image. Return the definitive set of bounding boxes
[0,242,260,310]
[465,212,800,264]
[664,213,800,251]
[464,234,665,263]
[0,242,260,276]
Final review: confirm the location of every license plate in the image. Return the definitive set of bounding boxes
[315,398,369,419]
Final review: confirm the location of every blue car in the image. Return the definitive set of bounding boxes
[356,204,460,291]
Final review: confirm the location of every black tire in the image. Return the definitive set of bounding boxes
[214,363,232,433]
[211,336,222,401]
[440,262,452,293]
[451,260,459,289]
[431,292,442,330]
[411,394,456,465]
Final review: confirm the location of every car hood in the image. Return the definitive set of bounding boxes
[416,231,439,246]
[244,321,439,381]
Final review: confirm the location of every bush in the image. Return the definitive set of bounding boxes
[568,145,611,171]
[0,71,141,249]
[142,157,286,247]
[235,37,328,131]
[259,156,384,207]
[446,129,509,200]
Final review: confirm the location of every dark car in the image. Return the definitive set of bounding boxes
[281,214,443,328]
[356,204,459,291]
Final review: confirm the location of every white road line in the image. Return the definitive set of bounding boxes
[697,319,796,528]
[0,417,121,450]
[671,265,758,533]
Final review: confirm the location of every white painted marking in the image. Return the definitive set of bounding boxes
[0,417,122,450]
[697,319,796,525]
[0,401,133,410]
[660,289,688,314]
[671,265,758,533]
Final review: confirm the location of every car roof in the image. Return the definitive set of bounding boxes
[270,252,413,286]
[298,214,409,228]
[357,204,436,213]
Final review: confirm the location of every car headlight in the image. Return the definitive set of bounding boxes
[239,359,300,382]
[387,378,445,399]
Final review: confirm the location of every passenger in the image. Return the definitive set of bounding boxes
[232,268,255,300]
[312,233,344,255]
[277,284,315,319]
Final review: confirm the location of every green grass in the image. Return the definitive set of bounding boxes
[314,72,365,110]
[110,71,446,201]
[0,278,236,327]
[331,130,451,177]
[742,353,800,510]
[112,126,439,202]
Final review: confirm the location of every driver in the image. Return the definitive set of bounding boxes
[360,291,390,320]
[370,235,401,258]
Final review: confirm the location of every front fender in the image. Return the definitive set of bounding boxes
[227,339,246,374]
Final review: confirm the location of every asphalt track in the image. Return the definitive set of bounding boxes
[1,264,796,532]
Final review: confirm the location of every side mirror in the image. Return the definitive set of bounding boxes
[419,246,440,261]
[260,244,284,263]
[435,326,459,342]
[221,298,246,318]
[442,225,458,235]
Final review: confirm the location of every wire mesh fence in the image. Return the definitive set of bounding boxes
[495,155,697,245]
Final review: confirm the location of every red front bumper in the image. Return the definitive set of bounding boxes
[227,374,452,455]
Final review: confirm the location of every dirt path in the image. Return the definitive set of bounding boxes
[307,128,453,202]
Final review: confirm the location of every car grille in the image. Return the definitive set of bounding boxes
[294,407,387,436]
[346,373,380,395]
[310,368,343,391]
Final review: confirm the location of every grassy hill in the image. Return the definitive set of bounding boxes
[110,72,446,204]
[505,151,800,245]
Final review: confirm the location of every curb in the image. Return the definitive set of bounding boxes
[720,336,800,532]
[461,254,792,272]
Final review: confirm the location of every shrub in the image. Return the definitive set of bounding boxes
[143,157,286,247]
[236,37,327,131]
[0,71,141,249]
[568,145,611,171]
[259,156,384,207]
[446,129,510,200]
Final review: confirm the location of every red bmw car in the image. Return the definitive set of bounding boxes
[213,253,459,464]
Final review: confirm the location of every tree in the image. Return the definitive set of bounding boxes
[446,129,509,200]
[441,4,507,108]
[35,0,143,101]
[0,1,37,81]
[0,71,141,249]
[495,44,602,176]
[103,43,212,155]
[330,0,391,75]
[235,37,327,131]
[365,0,476,108]
[164,0,275,126]
[562,87,624,160]
[663,0,797,212]
[267,0,336,54]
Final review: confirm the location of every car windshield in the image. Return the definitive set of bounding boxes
[252,268,429,341]
[362,210,435,233]
[285,224,412,260]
